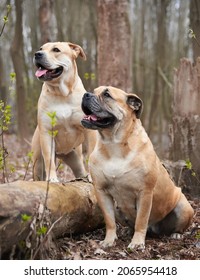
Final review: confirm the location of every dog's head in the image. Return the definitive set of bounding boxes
[33,42,86,82]
[81,86,143,130]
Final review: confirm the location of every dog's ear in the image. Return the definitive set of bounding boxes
[127,94,143,118]
[68,42,87,60]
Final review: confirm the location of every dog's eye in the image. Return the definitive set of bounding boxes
[52,47,61,52]
[39,47,42,50]
[104,90,111,98]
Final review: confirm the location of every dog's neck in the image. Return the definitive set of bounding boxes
[98,118,144,153]
[96,119,148,160]
[44,74,85,97]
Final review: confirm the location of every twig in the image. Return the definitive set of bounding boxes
[0,5,11,38]
[157,66,172,89]
[32,215,63,259]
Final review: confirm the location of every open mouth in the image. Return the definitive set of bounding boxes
[81,106,116,130]
[35,63,63,81]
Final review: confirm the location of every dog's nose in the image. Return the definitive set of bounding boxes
[34,51,43,59]
[84,92,93,99]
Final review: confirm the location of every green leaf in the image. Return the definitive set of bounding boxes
[10,72,16,81]
[188,29,196,39]
[185,159,192,170]
[91,73,96,80]
[27,151,33,160]
[21,214,32,222]
[3,16,8,23]
[84,72,89,80]
[37,226,48,235]
[192,171,196,177]
[48,130,58,137]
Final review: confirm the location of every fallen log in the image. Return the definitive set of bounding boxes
[0,180,104,257]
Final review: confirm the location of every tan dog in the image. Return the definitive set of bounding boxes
[81,86,194,250]
[31,42,96,182]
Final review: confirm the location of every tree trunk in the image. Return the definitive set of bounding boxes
[39,0,53,44]
[148,0,170,139]
[0,48,7,102]
[190,0,200,62]
[97,0,132,92]
[169,57,200,195]
[10,0,29,140]
[0,180,104,257]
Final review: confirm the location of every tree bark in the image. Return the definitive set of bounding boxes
[190,0,200,62]
[0,180,104,256]
[0,48,7,102]
[10,0,29,140]
[148,0,170,138]
[97,0,132,92]
[39,0,53,44]
[169,57,200,194]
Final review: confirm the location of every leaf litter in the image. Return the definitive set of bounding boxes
[1,134,200,260]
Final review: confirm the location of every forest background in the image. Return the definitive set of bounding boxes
[0,0,200,177]
[0,0,200,260]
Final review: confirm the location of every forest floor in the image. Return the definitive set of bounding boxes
[1,134,200,260]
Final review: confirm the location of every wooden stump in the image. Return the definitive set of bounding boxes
[169,57,200,195]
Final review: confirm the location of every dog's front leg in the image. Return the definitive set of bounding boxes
[95,188,117,248]
[128,189,153,250]
[40,132,58,182]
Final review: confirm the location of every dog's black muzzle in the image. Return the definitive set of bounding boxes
[81,92,116,130]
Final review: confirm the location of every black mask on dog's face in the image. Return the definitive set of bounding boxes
[81,91,116,130]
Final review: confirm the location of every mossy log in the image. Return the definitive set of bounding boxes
[0,180,104,255]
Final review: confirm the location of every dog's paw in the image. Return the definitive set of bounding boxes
[170,233,183,239]
[128,232,146,251]
[100,236,117,248]
[127,241,145,251]
[100,240,115,248]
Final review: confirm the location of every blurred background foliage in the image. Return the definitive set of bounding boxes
[0,0,199,157]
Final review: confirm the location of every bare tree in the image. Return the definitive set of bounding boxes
[10,0,29,139]
[148,0,171,140]
[97,0,132,92]
[0,50,7,102]
[190,0,200,61]
[39,0,53,44]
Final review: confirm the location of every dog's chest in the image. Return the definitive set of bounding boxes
[94,155,146,224]
[92,150,145,190]
[100,157,142,223]
[46,101,82,126]
[53,103,72,120]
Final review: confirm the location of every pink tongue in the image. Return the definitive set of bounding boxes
[90,114,98,121]
[35,68,48,77]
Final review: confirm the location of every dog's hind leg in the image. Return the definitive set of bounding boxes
[33,151,46,181]
[59,147,87,178]
[31,126,46,181]
[150,193,194,236]
[171,193,194,233]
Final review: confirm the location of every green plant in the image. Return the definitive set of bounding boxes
[84,72,96,80]
[188,29,200,48]
[32,111,58,256]
[0,100,12,182]
[195,232,200,239]
[21,214,32,222]
[185,159,200,183]
[0,5,11,37]
[37,226,48,236]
